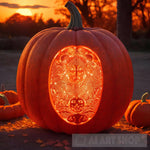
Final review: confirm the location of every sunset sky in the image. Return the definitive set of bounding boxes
[0,0,64,22]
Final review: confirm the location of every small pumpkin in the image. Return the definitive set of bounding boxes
[16,1,133,133]
[0,90,18,105]
[125,92,150,127]
[0,90,25,120]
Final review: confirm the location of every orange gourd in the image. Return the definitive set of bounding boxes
[16,1,133,133]
[0,90,25,120]
[0,90,18,105]
[125,92,150,127]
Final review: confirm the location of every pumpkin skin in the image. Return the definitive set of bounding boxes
[16,1,133,134]
[0,90,18,105]
[0,90,25,120]
[125,92,150,127]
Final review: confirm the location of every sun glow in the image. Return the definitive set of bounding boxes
[16,8,32,16]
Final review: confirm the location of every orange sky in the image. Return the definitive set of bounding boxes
[0,0,65,22]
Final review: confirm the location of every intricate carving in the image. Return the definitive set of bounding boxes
[49,46,103,125]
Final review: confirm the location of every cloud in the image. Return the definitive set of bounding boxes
[0,2,49,9]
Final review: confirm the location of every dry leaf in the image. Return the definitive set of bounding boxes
[36,139,43,144]
[22,133,28,136]
[40,143,47,147]
[46,140,56,146]
[8,134,15,137]
[24,140,28,143]
[56,140,60,142]
[54,142,64,147]
[62,140,70,146]
[64,146,71,150]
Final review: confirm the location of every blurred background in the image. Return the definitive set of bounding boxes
[0,0,150,50]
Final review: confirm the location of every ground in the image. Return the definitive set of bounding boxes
[0,50,150,150]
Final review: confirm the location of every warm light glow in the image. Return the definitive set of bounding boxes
[49,46,103,125]
[16,8,32,16]
[0,0,60,22]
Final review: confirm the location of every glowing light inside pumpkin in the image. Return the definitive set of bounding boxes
[49,46,103,125]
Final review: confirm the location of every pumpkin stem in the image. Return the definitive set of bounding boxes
[0,94,10,106]
[65,1,83,30]
[141,92,150,102]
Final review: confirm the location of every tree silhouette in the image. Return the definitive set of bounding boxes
[117,0,145,46]
[55,0,116,31]
[46,19,62,27]
[132,0,149,29]
[0,13,64,37]
[0,0,150,41]
[117,0,132,46]
[5,13,36,36]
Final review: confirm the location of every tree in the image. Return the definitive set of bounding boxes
[46,19,63,27]
[117,0,132,46]
[5,13,37,36]
[0,13,65,38]
[55,0,116,32]
[36,14,45,31]
[132,0,149,30]
[117,0,144,46]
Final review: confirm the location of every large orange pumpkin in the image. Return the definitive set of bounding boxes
[16,1,133,133]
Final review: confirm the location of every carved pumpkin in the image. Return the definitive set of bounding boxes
[125,92,150,127]
[17,1,133,133]
[0,90,25,120]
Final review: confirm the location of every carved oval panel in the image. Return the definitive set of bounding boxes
[49,46,103,125]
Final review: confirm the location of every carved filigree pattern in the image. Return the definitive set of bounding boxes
[49,46,103,125]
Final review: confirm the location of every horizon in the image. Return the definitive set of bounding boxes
[0,0,65,22]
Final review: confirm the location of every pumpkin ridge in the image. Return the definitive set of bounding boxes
[39,30,73,131]
[23,32,53,115]
[94,29,132,96]
[47,30,81,132]
[75,30,112,132]
[130,102,144,126]
[97,29,134,116]
[22,34,46,125]
[90,30,119,129]
[24,29,63,128]
[124,100,139,124]
[89,39,106,131]
[17,31,48,115]
[90,29,133,129]
[98,28,134,86]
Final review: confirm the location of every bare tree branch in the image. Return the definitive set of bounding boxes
[131,0,144,11]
